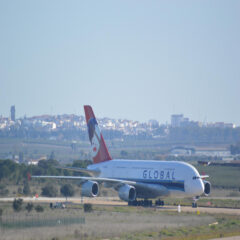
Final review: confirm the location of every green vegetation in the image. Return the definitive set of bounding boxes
[60,184,75,200]
[165,197,240,209]
[25,202,33,212]
[0,184,9,196]
[23,180,31,195]
[0,159,91,183]
[41,184,58,197]
[119,215,240,240]
[0,200,239,240]
[34,205,44,212]
[83,203,93,212]
[0,138,91,163]
[12,198,23,212]
[195,164,240,189]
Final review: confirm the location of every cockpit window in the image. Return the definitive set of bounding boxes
[193,176,200,180]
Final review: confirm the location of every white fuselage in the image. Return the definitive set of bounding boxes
[88,160,205,199]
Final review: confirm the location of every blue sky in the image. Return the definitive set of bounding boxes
[1,1,240,124]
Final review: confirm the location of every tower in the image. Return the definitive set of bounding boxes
[171,114,183,127]
[11,105,15,121]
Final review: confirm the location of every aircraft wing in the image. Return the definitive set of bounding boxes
[31,175,136,186]
[200,175,209,179]
[55,166,100,176]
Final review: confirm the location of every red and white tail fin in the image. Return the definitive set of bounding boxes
[84,105,112,164]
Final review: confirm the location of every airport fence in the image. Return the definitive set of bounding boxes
[0,214,85,230]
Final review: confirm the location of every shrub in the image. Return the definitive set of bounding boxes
[26,202,34,212]
[17,187,23,194]
[35,205,44,212]
[83,203,93,212]
[13,198,23,212]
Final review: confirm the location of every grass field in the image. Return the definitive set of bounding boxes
[0,201,217,240]
[0,138,90,163]
[164,197,240,209]
[1,201,240,240]
[195,165,240,189]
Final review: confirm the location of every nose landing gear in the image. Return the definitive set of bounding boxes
[192,196,200,208]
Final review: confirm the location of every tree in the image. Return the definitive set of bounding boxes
[23,180,31,195]
[60,184,74,200]
[38,159,59,175]
[72,160,92,168]
[41,184,58,197]
[13,198,23,212]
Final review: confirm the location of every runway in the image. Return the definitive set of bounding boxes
[1,196,240,215]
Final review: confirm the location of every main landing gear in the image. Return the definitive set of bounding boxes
[128,198,164,207]
[155,199,164,206]
[192,196,199,208]
[128,199,152,207]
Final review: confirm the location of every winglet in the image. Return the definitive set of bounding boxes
[84,105,112,164]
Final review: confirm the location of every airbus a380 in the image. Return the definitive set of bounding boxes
[33,106,211,207]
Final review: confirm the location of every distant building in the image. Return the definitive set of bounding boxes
[27,156,47,165]
[214,122,234,128]
[171,114,203,128]
[195,150,231,157]
[10,105,15,121]
[180,117,189,127]
[171,114,183,127]
[148,119,159,128]
[170,147,195,156]
[207,122,235,128]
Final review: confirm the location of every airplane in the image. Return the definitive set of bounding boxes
[32,105,211,207]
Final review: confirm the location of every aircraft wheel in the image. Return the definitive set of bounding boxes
[192,202,198,208]
[155,199,164,206]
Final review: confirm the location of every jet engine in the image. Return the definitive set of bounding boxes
[118,184,136,202]
[204,181,211,196]
[81,181,99,197]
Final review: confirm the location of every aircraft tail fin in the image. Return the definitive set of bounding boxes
[84,105,112,164]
